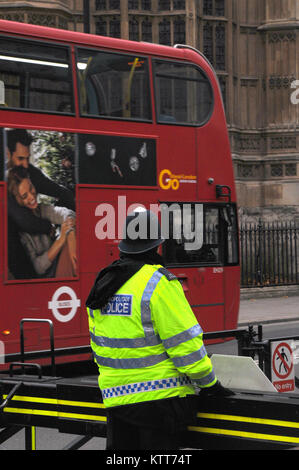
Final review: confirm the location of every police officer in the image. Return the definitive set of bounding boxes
[86,208,233,450]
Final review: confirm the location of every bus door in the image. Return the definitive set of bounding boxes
[162,202,238,333]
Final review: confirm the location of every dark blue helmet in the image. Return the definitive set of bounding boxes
[118,208,164,254]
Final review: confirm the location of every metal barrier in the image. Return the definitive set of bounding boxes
[1,319,299,450]
[240,220,299,287]
[3,317,91,371]
[3,320,298,386]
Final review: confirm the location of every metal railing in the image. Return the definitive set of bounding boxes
[240,220,299,288]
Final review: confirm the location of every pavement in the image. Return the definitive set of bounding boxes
[238,291,299,326]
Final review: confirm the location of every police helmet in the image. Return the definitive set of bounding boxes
[118,207,164,254]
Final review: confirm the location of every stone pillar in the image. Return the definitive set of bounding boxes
[120,0,129,39]
[185,0,197,47]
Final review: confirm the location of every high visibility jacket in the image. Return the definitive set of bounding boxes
[87,264,217,408]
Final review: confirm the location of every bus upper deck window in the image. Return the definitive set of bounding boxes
[153,60,213,126]
[0,37,74,114]
[76,48,152,121]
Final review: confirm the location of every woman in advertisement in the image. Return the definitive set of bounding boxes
[7,166,76,279]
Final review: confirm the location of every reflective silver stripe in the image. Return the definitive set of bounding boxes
[90,331,161,348]
[172,345,208,368]
[162,324,203,350]
[94,351,169,369]
[195,370,216,387]
[89,268,164,349]
[88,308,94,319]
[141,269,164,336]
[102,375,192,399]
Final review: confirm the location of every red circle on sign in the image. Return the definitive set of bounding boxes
[272,342,293,379]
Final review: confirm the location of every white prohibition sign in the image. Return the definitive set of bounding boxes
[48,286,81,323]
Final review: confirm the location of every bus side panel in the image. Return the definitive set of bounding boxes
[169,266,225,333]
[1,281,86,354]
[196,118,236,203]
[223,266,240,331]
[78,187,119,276]
[156,126,198,201]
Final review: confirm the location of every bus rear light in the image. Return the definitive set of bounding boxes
[2,330,11,335]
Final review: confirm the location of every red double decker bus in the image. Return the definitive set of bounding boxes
[0,20,239,366]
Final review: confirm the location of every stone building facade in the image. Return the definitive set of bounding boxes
[0,0,298,222]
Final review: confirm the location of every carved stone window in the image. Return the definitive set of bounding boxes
[159,0,171,10]
[269,163,297,178]
[95,19,107,36]
[129,17,139,41]
[173,0,185,8]
[237,163,266,180]
[142,19,152,42]
[174,17,186,44]
[28,14,56,27]
[203,0,225,16]
[141,0,152,10]
[95,0,106,10]
[238,164,254,179]
[203,0,213,15]
[109,0,120,9]
[215,23,225,70]
[203,21,226,71]
[269,31,296,43]
[203,22,213,64]
[215,0,225,16]
[270,136,297,150]
[271,164,283,177]
[159,18,171,45]
[285,164,297,177]
[0,13,25,23]
[110,17,120,37]
[129,0,139,9]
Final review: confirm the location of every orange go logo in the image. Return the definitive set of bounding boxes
[159,169,197,190]
[159,169,180,190]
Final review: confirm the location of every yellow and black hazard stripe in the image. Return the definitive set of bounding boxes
[2,394,106,425]
[187,411,299,449]
[2,380,299,450]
